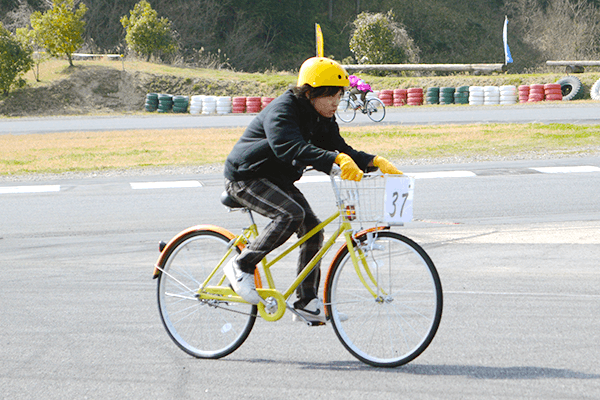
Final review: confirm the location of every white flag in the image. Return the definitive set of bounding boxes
[503,16,513,64]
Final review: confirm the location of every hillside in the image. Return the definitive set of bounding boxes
[0,0,568,72]
[0,62,294,117]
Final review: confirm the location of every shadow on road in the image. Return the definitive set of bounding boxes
[228,358,599,379]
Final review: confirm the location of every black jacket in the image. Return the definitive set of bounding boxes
[224,89,375,187]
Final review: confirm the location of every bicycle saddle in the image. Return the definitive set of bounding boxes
[220,191,244,209]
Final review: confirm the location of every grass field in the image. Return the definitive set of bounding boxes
[1,123,599,176]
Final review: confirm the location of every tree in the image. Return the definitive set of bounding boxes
[29,0,87,67]
[120,1,177,62]
[0,22,33,95]
[349,11,419,65]
[16,26,46,82]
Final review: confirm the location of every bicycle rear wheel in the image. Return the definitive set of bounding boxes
[157,229,257,359]
[325,231,442,367]
[365,98,386,122]
[336,98,356,123]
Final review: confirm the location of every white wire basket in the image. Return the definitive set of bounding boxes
[332,173,414,226]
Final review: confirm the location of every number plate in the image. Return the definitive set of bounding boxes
[383,176,414,224]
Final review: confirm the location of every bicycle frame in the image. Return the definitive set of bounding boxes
[191,208,387,317]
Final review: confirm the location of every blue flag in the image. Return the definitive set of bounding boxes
[503,16,513,64]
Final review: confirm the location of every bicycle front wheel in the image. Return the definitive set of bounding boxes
[325,231,442,367]
[336,98,356,123]
[365,98,386,122]
[157,229,257,359]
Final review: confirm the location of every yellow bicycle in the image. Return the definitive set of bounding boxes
[153,171,442,368]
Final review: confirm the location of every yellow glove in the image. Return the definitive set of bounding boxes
[373,156,403,175]
[335,153,363,181]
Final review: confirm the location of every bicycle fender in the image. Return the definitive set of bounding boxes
[153,225,240,279]
[323,226,390,297]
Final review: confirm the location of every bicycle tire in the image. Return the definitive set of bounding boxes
[336,98,356,123]
[324,230,442,367]
[365,98,386,122]
[157,229,257,359]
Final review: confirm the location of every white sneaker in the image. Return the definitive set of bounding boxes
[223,257,262,305]
[292,298,349,324]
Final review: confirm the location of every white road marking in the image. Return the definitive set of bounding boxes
[298,170,477,183]
[530,166,600,174]
[0,185,61,194]
[407,171,477,179]
[130,181,202,190]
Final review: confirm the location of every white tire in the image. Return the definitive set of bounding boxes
[591,78,600,101]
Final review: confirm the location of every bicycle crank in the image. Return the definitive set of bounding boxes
[256,289,286,321]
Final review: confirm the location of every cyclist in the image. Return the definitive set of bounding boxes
[348,74,372,107]
[223,56,402,324]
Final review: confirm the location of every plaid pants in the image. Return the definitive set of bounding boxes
[225,178,324,304]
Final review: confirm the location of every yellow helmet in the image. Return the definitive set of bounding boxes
[297,57,350,87]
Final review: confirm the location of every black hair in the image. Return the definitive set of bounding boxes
[293,84,345,100]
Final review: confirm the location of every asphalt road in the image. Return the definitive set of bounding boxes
[1,158,599,399]
[2,101,600,135]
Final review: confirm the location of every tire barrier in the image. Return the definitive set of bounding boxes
[145,93,159,112]
[469,86,484,105]
[216,96,231,114]
[528,84,545,103]
[407,88,424,106]
[378,89,394,106]
[425,87,439,105]
[190,95,203,114]
[232,97,246,113]
[393,89,407,106]
[172,95,189,113]
[518,85,530,103]
[261,97,274,109]
[158,94,174,113]
[484,86,500,105]
[591,78,600,101]
[454,86,469,105]
[557,76,584,101]
[246,97,262,113]
[439,87,455,105]
[202,96,217,114]
[148,77,592,116]
[544,83,562,101]
[500,85,517,105]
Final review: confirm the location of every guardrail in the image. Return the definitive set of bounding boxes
[546,60,600,73]
[342,63,507,74]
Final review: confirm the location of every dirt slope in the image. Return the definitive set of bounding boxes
[0,65,283,117]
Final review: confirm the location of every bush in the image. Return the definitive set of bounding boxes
[349,11,420,65]
[0,23,33,95]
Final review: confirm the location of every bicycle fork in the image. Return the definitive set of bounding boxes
[343,229,389,301]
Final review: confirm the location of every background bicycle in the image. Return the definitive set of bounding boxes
[336,91,386,123]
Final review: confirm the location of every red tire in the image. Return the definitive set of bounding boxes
[544,83,561,90]
[528,94,544,102]
[407,87,423,95]
[544,88,562,96]
[232,97,246,105]
[545,93,563,101]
